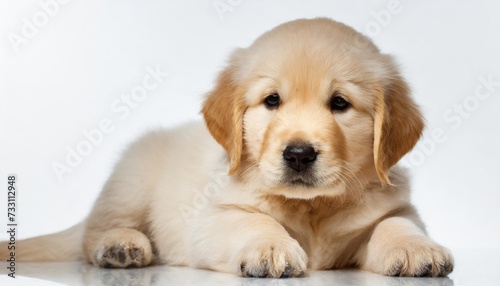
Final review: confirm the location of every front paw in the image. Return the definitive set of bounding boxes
[369,239,454,277]
[239,237,308,278]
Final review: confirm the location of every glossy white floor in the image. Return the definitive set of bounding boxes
[0,249,498,286]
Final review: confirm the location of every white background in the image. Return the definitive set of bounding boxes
[0,0,499,252]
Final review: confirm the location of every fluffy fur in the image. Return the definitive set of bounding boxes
[0,18,453,278]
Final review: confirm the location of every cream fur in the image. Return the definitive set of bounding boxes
[0,18,453,278]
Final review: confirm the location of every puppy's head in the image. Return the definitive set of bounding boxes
[202,18,423,199]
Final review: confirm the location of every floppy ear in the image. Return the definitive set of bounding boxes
[373,75,424,185]
[202,65,246,175]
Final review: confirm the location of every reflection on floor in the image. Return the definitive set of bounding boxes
[0,249,498,285]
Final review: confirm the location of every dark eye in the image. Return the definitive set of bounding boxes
[264,93,280,109]
[329,94,350,112]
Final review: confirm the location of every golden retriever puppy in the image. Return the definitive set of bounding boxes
[1,18,453,278]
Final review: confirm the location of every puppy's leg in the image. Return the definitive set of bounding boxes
[360,217,453,277]
[82,179,154,268]
[190,209,307,278]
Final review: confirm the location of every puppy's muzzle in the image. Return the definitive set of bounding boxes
[283,142,317,172]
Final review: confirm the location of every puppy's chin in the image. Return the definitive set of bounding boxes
[254,162,352,199]
[281,173,317,188]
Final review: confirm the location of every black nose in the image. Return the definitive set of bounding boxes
[283,143,317,172]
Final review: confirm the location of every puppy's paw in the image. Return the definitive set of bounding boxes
[96,243,150,268]
[93,229,153,268]
[370,239,454,277]
[239,237,308,278]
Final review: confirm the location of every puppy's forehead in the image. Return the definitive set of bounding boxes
[246,20,380,74]
[237,19,391,112]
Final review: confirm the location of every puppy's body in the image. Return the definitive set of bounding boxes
[87,122,426,274]
[1,18,453,278]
